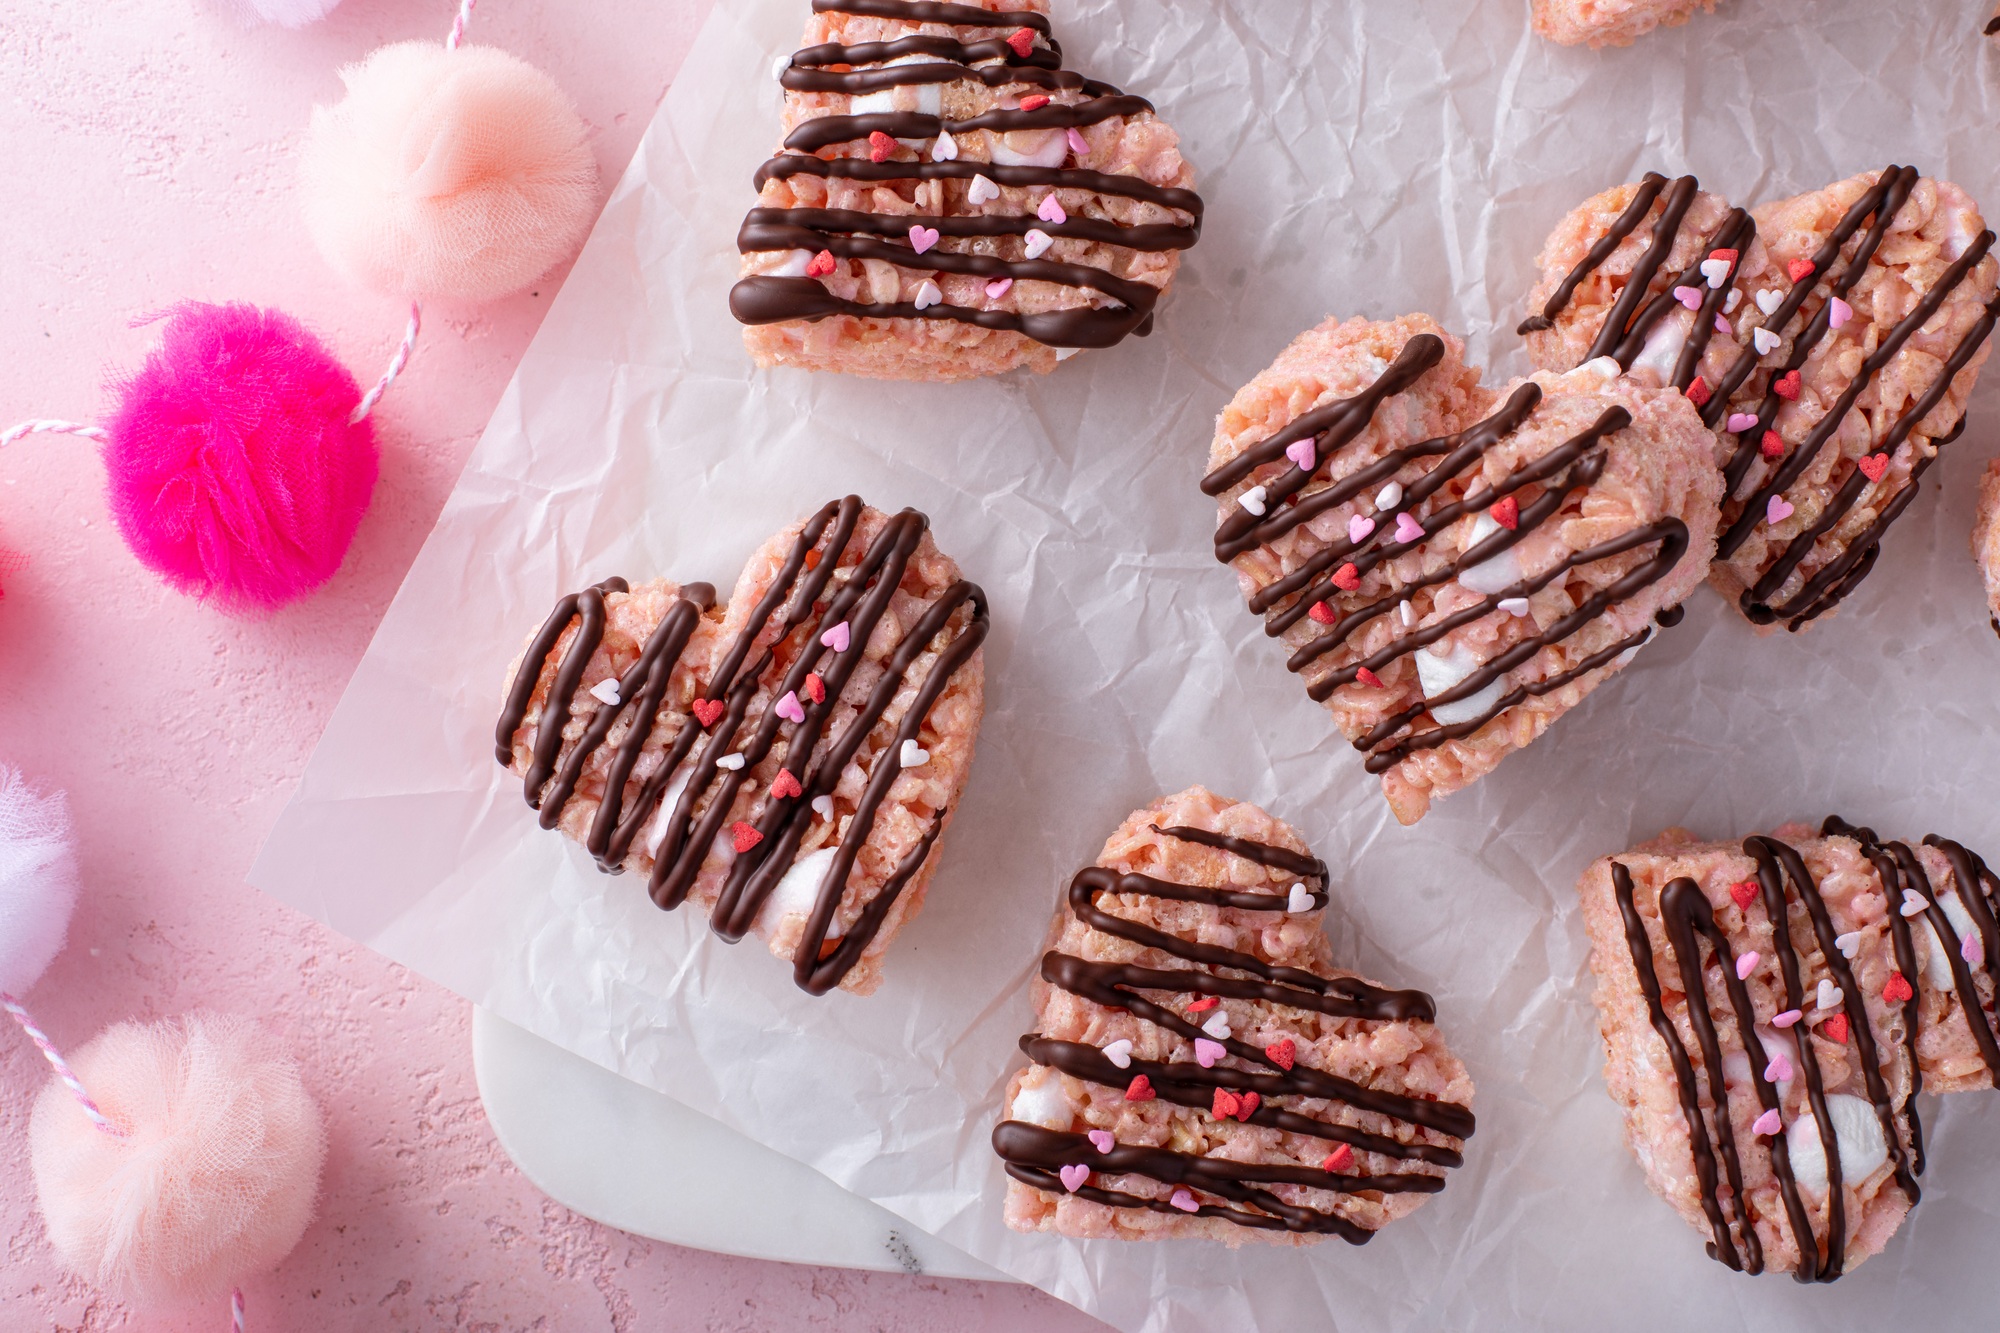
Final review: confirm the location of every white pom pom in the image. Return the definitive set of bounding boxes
[216,0,345,28]
[0,765,80,997]
[30,1014,327,1308]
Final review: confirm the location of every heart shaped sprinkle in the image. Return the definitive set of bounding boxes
[1185,995,1218,1015]
[1394,512,1425,544]
[899,739,930,769]
[1237,484,1269,517]
[1348,514,1376,544]
[1899,889,1928,918]
[1355,667,1384,688]
[1499,597,1531,617]
[909,225,940,255]
[1834,930,1861,959]
[1375,481,1403,509]
[1398,599,1416,627]
[1193,1037,1226,1068]
[932,130,958,162]
[1714,314,1732,336]
[590,678,622,706]
[1124,1075,1155,1101]
[1019,94,1051,111]
[730,821,763,853]
[1965,932,1986,965]
[715,752,746,771]
[775,690,805,724]
[1724,287,1742,313]
[806,249,836,279]
[1285,439,1317,472]
[1787,259,1816,283]
[1829,296,1853,330]
[1087,1129,1115,1153]
[1211,1088,1241,1119]
[1821,1014,1850,1044]
[1307,600,1335,625]
[1673,285,1703,311]
[1735,950,1759,980]
[984,277,1012,299]
[1729,880,1759,910]
[1169,1188,1199,1213]
[1323,1144,1354,1172]
[1286,883,1313,913]
[1700,256,1733,288]
[1755,288,1782,315]
[1332,562,1362,590]
[1490,495,1519,530]
[1066,127,1089,155]
[1037,193,1067,225]
[1058,1163,1090,1192]
[1765,495,1794,525]
[1751,1108,1783,1137]
[913,280,943,311]
[868,130,896,163]
[1764,1052,1793,1083]
[820,620,851,653]
[966,174,1000,206]
[1725,412,1759,433]
[1684,375,1711,408]
[1753,327,1781,356]
[811,794,835,820]
[1774,369,1802,400]
[1817,978,1840,1011]
[1024,228,1055,260]
[1006,26,1036,56]
[769,769,802,801]
[1772,1008,1802,1028]
[1234,1091,1260,1122]
[1102,1039,1133,1069]
[1201,1010,1232,1039]
[1884,971,1914,1004]
[1760,430,1785,460]
[804,673,826,704]
[1265,1038,1296,1070]
[1858,453,1889,483]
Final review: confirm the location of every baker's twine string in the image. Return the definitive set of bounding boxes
[0,420,105,448]
[0,993,123,1135]
[349,301,422,425]
[232,1287,247,1332]
[446,0,478,51]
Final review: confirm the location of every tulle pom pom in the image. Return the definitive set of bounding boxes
[216,0,345,28]
[302,42,599,303]
[103,302,378,612]
[0,765,80,997]
[30,1013,327,1308]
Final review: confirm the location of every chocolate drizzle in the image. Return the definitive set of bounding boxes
[731,0,1202,350]
[993,824,1473,1240]
[494,497,989,994]
[1612,822,2000,1280]
[1202,341,1689,770]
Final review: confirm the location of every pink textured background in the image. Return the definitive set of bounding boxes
[0,2,1105,1328]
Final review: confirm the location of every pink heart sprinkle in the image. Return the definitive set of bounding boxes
[820,621,851,653]
[1284,439,1316,472]
[1966,932,1987,965]
[908,225,939,255]
[1394,512,1425,544]
[1066,127,1089,155]
[1673,285,1702,311]
[1169,1188,1199,1213]
[1764,1052,1794,1083]
[1726,412,1760,433]
[1059,1164,1090,1192]
[1751,1108,1783,1137]
[1714,314,1732,335]
[1829,297,1853,330]
[985,277,1013,299]
[1087,1129,1114,1153]
[1037,193,1067,225]
[775,690,805,724]
[1736,950,1759,980]
[1772,1008,1803,1028]
[1193,1038,1226,1068]
[1766,495,1794,525]
[1348,514,1376,544]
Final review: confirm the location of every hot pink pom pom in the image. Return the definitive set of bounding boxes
[103,302,377,611]
[29,1013,326,1308]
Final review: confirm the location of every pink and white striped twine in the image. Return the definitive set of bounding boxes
[1,992,122,1136]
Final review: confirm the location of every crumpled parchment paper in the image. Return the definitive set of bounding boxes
[252,2,2000,1328]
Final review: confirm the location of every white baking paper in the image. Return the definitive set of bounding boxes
[252,2,2000,1327]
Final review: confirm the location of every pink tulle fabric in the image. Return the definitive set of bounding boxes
[29,1013,326,1308]
[102,302,377,612]
[302,42,599,303]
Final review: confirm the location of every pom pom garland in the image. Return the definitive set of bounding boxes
[0,764,81,997]
[301,40,598,304]
[30,1013,327,1310]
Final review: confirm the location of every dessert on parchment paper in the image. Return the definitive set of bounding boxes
[1201,315,1722,825]
[1532,0,1718,48]
[730,0,1202,380]
[495,497,988,996]
[1579,819,2000,1279]
[1523,167,2000,630]
[993,787,1475,1245]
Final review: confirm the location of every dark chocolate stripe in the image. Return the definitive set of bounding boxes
[790,34,1059,73]
[783,100,1155,154]
[812,0,1052,34]
[1519,172,1669,335]
[730,274,1152,348]
[753,156,1203,219]
[784,61,1112,98]
[739,206,1198,254]
[1583,174,1700,363]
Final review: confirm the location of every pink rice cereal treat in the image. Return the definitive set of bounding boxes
[729,0,1202,380]
[1525,168,2000,630]
[1202,315,1721,825]
[1578,818,2000,1280]
[1974,460,2000,635]
[1532,0,1718,48]
[495,497,988,995]
[993,787,1475,1245]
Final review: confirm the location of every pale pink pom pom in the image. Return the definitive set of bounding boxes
[30,1013,326,1309]
[103,302,377,612]
[302,42,599,303]
[0,765,81,997]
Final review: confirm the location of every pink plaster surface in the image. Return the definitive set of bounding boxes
[0,2,1106,1328]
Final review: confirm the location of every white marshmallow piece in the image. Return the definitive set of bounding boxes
[765,248,816,278]
[1784,1093,1890,1195]
[1375,481,1404,510]
[991,129,1068,168]
[849,55,942,117]
[752,846,841,944]
[1580,355,1623,382]
[1724,288,1742,314]
[643,765,695,857]
[1925,892,1980,990]
[1457,512,1523,595]
[1008,1073,1073,1129]
[1626,310,1692,386]
[1416,639,1507,728]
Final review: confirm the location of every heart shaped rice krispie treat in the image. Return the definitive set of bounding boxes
[1524,168,2000,630]
[1579,820,2000,1280]
[1202,315,1722,824]
[730,0,1202,380]
[495,497,988,995]
[1531,0,1719,48]
[993,787,1475,1244]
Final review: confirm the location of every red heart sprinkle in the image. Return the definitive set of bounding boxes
[1235,1091,1260,1122]
[730,821,763,854]
[1729,880,1758,911]
[1185,995,1218,1014]
[1265,1038,1296,1070]
[1490,495,1520,530]
[1709,248,1739,265]
[868,130,896,163]
[1884,971,1914,1004]
[805,249,836,278]
[1211,1088,1241,1120]
[1821,1013,1850,1044]
[1323,1144,1354,1172]
[1787,259,1816,283]
[1355,667,1384,689]
[1774,370,1802,400]
[1858,453,1889,483]
[805,672,826,704]
[1005,26,1036,57]
[1019,94,1051,111]
[1332,563,1361,591]
[1760,430,1785,460]
[1125,1075,1155,1102]
[1308,600,1335,624]
[770,770,802,801]
[1684,376,1711,408]
[692,698,725,727]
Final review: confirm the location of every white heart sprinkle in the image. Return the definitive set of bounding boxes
[1817,978,1840,1011]
[1700,257,1732,288]
[1201,1011,1231,1039]
[1398,599,1416,627]
[1755,289,1782,316]
[589,678,622,706]
[1901,890,1929,918]
[1237,485,1268,517]
[1024,228,1055,259]
[966,172,998,205]
[913,279,943,311]
[932,130,959,161]
[1724,288,1741,313]
[811,795,835,820]
[899,738,930,769]
[716,753,745,771]
[1753,327,1781,356]
[1374,481,1403,510]
[1499,597,1531,617]
[1286,883,1313,914]
[1835,931,1862,960]
[1102,1039,1133,1069]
